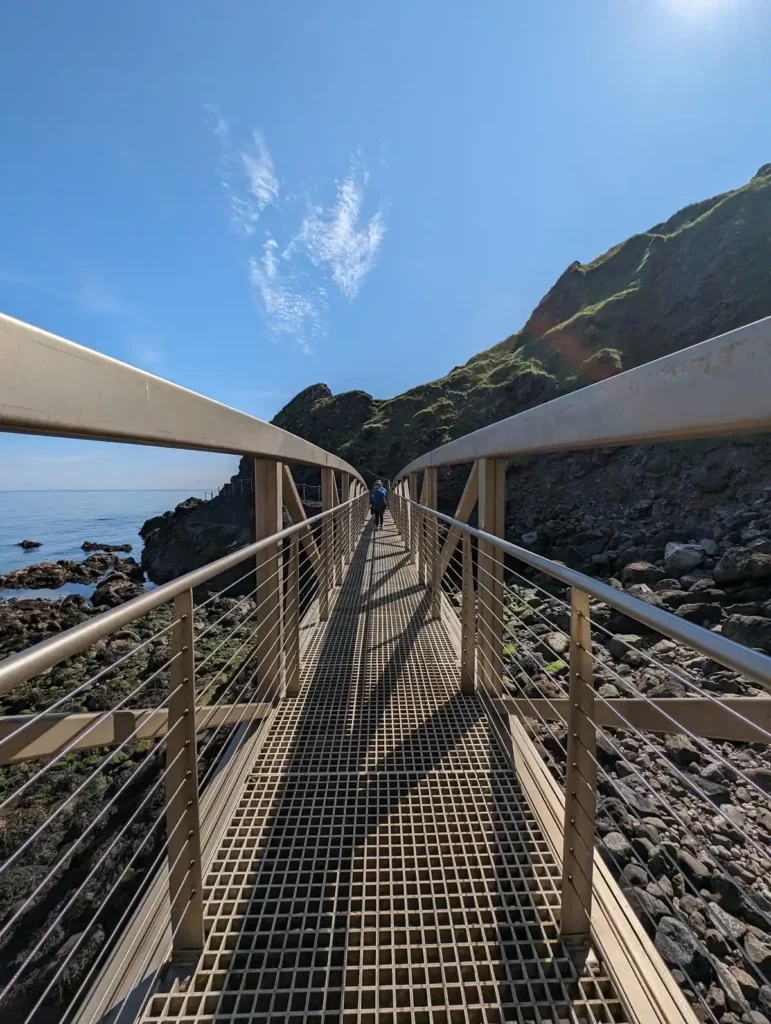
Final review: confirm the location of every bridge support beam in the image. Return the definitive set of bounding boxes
[477,458,506,695]
[255,457,284,695]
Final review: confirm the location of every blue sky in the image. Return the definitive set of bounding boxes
[1,0,770,489]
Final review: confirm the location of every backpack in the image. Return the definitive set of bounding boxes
[371,488,387,510]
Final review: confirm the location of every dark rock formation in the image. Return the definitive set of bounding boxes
[82,541,133,553]
[0,553,142,590]
[91,572,144,608]
[17,540,41,549]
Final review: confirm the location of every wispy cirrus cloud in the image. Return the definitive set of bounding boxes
[299,167,386,300]
[206,108,385,351]
[206,106,279,237]
[248,238,326,352]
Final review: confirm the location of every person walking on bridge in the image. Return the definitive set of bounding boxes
[370,480,389,530]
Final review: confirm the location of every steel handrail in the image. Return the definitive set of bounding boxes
[0,313,365,484]
[0,495,365,693]
[406,497,771,689]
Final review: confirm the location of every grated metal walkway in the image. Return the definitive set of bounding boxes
[141,516,628,1024]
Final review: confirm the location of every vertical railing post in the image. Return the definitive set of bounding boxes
[331,474,342,586]
[320,467,334,621]
[418,470,428,584]
[286,533,300,697]
[166,587,204,961]
[408,472,419,563]
[560,586,597,948]
[425,467,441,619]
[460,529,476,694]
[254,457,283,695]
[477,458,506,695]
[340,472,351,563]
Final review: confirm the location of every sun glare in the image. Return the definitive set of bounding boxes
[666,0,732,18]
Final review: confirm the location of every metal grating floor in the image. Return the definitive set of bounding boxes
[140,516,629,1024]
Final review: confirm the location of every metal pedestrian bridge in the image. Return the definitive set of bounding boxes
[2,312,771,1024]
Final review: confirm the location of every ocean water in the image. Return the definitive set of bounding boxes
[0,490,205,600]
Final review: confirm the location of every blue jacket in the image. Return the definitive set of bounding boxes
[371,487,388,509]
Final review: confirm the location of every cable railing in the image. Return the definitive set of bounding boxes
[390,485,771,1023]
[0,487,368,1023]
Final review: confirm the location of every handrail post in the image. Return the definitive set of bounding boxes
[166,587,204,961]
[320,467,334,621]
[340,472,351,563]
[332,473,342,586]
[460,529,476,694]
[285,533,300,696]
[477,458,506,694]
[425,467,441,619]
[560,586,597,948]
[254,457,284,695]
[408,472,418,563]
[418,470,428,584]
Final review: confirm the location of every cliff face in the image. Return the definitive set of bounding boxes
[270,164,771,482]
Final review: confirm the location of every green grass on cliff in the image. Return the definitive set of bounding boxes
[273,164,771,481]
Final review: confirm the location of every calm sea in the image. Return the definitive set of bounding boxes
[0,490,205,600]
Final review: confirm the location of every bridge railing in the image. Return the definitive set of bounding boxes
[390,316,771,1024]
[0,491,368,1023]
[0,312,372,1021]
[391,490,771,1023]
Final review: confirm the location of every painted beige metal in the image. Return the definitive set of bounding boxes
[0,313,364,481]
[286,534,300,697]
[281,464,321,572]
[340,472,351,565]
[332,474,343,586]
[319,467,334,621]
[397,315,771,476]
[460,529,476,694]
[254,458,283,697]
[0,702,272,764]
[165,589,204,960]
[0,497,362,696]
[477,458,506,695]
[505,715,698,1024]
[424,467,441,619]
[505,695,771,743]
[408,472,419,563]
[560,588,597,946]
[439,461,479,578]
